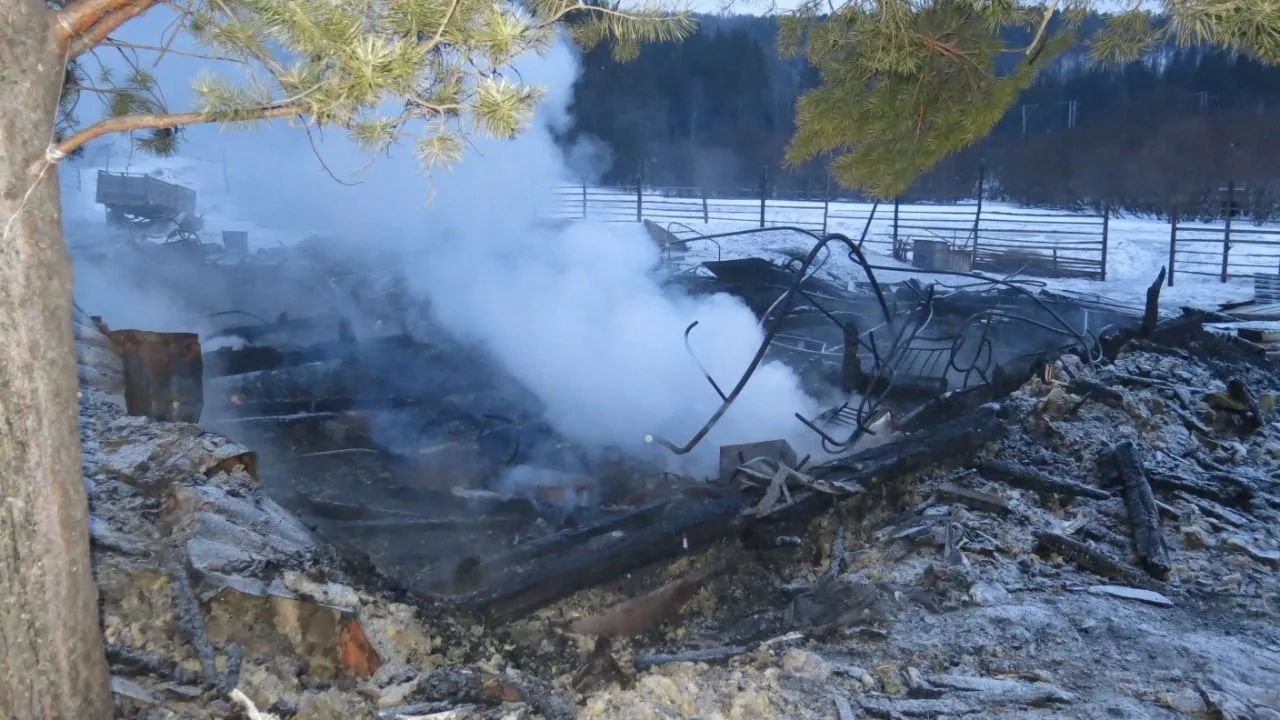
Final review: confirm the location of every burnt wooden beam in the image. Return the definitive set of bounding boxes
[1141,266,1167,336]
[454,403,1005,623]
[1035,531,1160,589]
[979,460,1112,500]
[1145,469,1252,508]
[1100,441,1171,579]
[459,493,746,623]
[896,365,1032,434]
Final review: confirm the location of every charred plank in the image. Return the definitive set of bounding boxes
[1144,469,1251,508]
[1141,267,1167,336]
[455,404,1002,622]
[1034,532,1160,589]
[979,460,1112,500]
[457,493,745,623]
[896,366,1032,434]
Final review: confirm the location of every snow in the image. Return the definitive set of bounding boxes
[60,153,1280,315]
[558,188,1280,313]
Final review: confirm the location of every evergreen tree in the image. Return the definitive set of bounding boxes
[781,0,1280,197]
[0,0,688,715]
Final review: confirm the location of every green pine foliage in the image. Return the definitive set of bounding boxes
[780,0,1076,198]
[71,0,691,166]
[784,0,1280,198]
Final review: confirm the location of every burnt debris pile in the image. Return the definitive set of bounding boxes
[184,227,1148,625]
[78,226,1280,719]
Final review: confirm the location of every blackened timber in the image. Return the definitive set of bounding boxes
[1145,469,1251,508]
[465,499,673,578]
[1034,532,1160,589]
[1064,379,1125,408]
[1141,267,1167,336]
[979,460,1112,500]
[203,334,420,378]
[760,403,1004,524]
[457,404,1003,622]
[1101,441,1171,579]
[896,366,1030,434]
[459,493,746,623]
[206,360,354,406]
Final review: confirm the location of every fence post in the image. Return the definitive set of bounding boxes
[635,165,643,223]
[1221,180,1234,283]
[701,186,709,223]
[759,166,767,228]
[1100,207,1109,281]
[1168,210,1178,287]
[972,162,986,256]
[581,180,588,220]
[892,197,900,246]
[821,175,831,235]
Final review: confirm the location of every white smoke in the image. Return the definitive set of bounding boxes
[63,13,823,474]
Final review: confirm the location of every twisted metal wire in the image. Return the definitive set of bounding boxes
[647,225,1108,457]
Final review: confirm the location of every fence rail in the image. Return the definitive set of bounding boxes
[1169,214,1280,285]
[552,184,1111,281]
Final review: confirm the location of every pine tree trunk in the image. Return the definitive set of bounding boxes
[0,0,114,715]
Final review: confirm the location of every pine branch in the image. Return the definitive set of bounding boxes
[55,0,138,48]
[27,104,304,179]
[100,39,243,63]
[62,0,161,58]
[1025,0,1060,64]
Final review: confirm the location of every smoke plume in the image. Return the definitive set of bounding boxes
[63,15,822,474]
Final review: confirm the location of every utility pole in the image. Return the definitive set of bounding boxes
[1020,103,1037,136]
[1059,100,1078,130]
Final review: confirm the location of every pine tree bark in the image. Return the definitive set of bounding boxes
[0,0,114,715]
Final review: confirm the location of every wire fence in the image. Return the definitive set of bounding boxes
[549,183,1112,281]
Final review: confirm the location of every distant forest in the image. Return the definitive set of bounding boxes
[557,13,1280,219]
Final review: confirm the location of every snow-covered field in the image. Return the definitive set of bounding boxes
[60,153,1280,315]
[551,186,1280,312]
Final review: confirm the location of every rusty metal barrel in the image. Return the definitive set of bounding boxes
[109,330,204,423]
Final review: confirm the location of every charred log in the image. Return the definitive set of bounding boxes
[1099,442,1171,579]
[895,365,1030,434]
[1034,532,1160,589]
[459,493,745,623]
[205,360,354,410]
[1141,267,1167,336]
[979,460,1112,500]
[458,404,1003,623]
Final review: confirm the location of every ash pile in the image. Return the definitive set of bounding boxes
[78,227,1280,720]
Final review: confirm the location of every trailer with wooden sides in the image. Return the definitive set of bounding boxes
[96,170,203,240]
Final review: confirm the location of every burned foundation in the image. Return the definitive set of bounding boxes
[79,216,1280,718]
[181,227,1150,629]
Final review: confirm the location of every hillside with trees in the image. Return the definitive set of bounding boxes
[558,13,1280,219]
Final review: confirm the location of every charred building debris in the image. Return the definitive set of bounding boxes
[74,226,1280,719]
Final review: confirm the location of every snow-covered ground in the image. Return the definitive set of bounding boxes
[60,152,1280,315]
